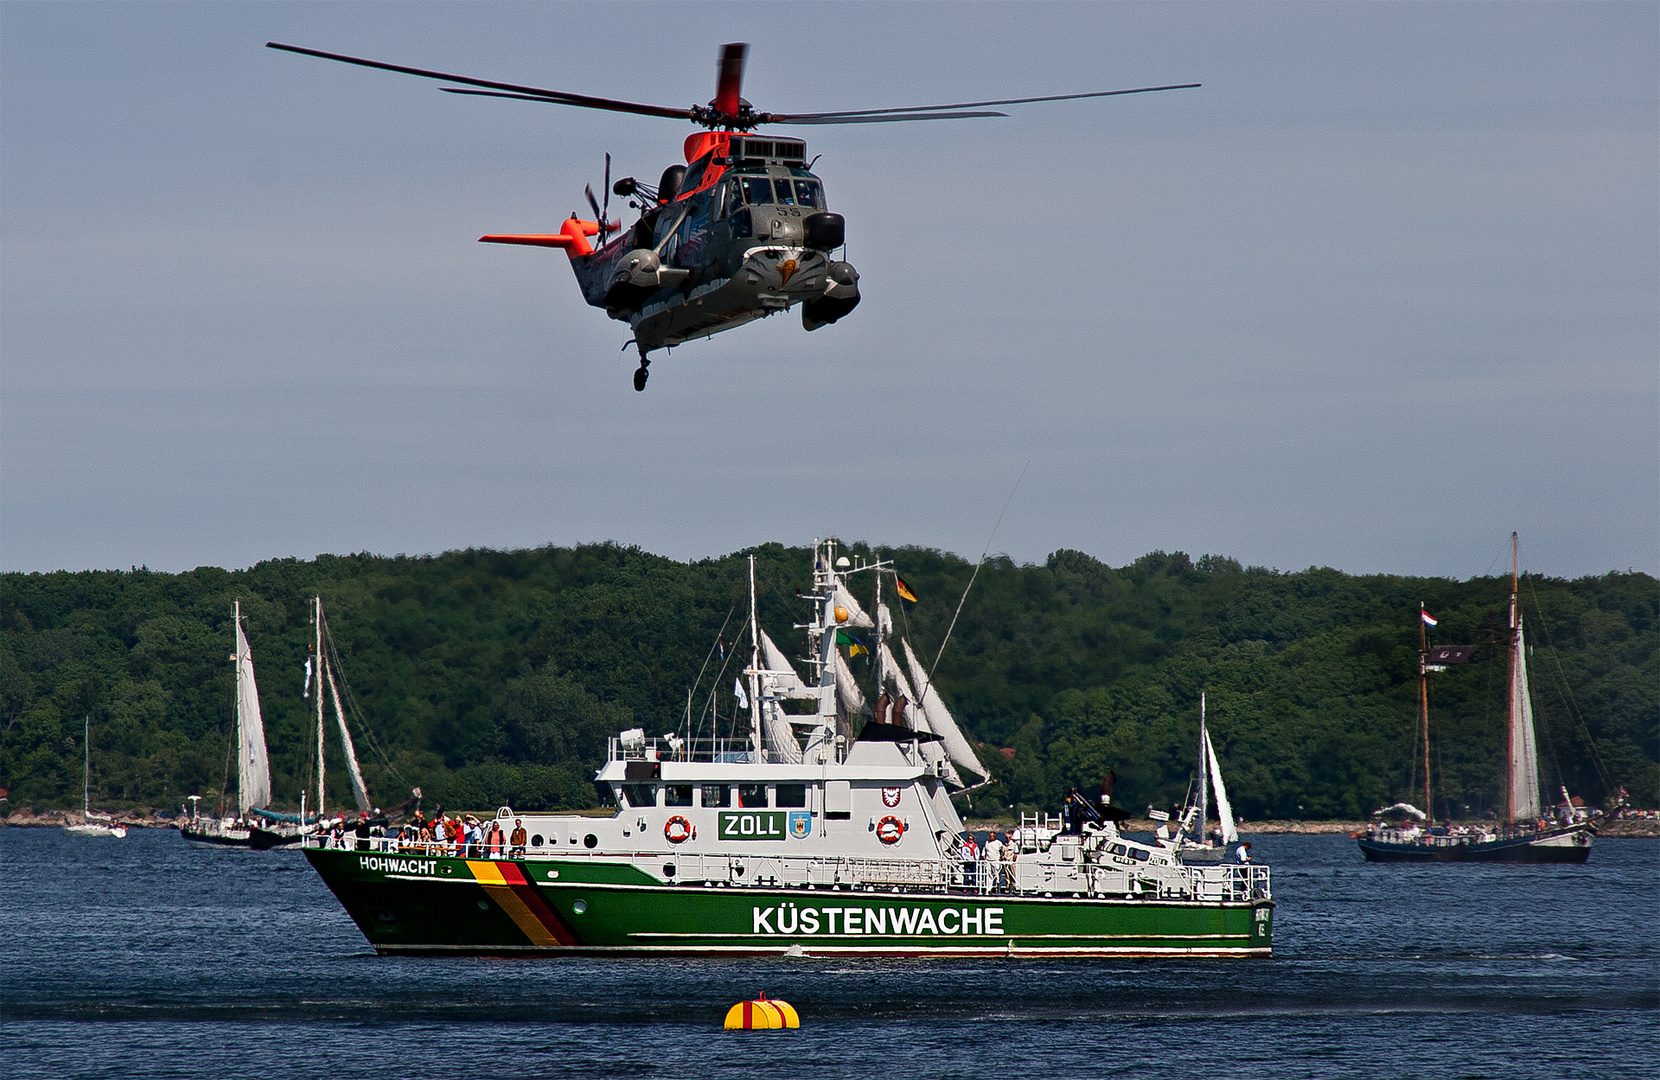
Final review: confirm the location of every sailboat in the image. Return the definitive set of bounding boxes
[1358,534,1596,863]
[1156,692,1238,863]
[63,717,127,838]
[181,600,273,847]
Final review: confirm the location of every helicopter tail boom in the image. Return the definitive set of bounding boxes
[480,217,617,258]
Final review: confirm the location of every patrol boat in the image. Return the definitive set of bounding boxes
[303,542,1273,957]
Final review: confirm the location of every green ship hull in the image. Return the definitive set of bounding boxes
[308,848,1273,958]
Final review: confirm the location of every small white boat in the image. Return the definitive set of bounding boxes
[64,717,126,838]
[1158,692,1238,863]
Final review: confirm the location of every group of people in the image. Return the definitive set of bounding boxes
[393,810,530,858]
[313,809,531,858]
[960,830,1018,889]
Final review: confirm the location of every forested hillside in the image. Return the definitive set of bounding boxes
[2,543,1654,820]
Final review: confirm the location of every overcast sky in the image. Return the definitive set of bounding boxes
[3,2,1655,580]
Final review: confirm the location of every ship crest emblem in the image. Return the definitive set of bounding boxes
[881,787,901,808]
[787,811,812,839]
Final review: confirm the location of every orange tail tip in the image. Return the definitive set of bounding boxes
[479,217,618,257]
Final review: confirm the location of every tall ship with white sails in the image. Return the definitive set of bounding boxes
[1358,535,1597,863]
[302,541,1273,957]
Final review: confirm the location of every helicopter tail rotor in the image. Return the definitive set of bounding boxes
[584,153,615,236]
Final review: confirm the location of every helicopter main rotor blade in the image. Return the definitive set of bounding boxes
[780,110,1008,125]
[267,42,695,122]
[713,43,747,116]
[765,82,1199,124]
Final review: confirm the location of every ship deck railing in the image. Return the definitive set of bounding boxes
[314,835,1271,902]
[607,735,765,764]
[1183,863,1271,902]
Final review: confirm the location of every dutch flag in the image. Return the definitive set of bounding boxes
[1421,609,1439,627]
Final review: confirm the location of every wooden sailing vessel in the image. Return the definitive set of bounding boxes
[181,601,272,847]
[1358,535,1595,863]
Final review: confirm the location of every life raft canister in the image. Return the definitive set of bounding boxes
[665,816,694,844]
[876,815,904,845]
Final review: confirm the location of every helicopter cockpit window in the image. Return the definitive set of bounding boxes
[679,152,715,198]
[741,176,774,206]
[771,179,797,206]
[792,180,823,209]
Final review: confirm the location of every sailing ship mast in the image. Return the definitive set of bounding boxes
[1196,693,1209,842]
[1505,533,1543,826]
[311,596,372,819]
[232,600,272,815]
[1419,603,1433,823]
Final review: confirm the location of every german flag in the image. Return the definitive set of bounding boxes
[895,576,919,603]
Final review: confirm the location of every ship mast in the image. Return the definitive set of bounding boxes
[314,596,325,820]
[1196,692,1208,842]
[1506,532,1518,825]
[746,555,761,757]
[1419,603,1432,823]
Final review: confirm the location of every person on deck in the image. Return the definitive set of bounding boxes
[999,831,1018,888]
[353,812,372,851]
[981,831,1004,890]
[487,822,504,858]
[510,819,528,858]
[1235,841,1252,864]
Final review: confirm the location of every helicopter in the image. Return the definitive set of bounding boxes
[268,41,1197,390]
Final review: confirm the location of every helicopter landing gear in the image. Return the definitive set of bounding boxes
[633,358,650,391]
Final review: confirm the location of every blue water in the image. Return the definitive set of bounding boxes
[3,828,1655,1079]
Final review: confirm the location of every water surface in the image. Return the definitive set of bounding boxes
[3,828,1654,1078]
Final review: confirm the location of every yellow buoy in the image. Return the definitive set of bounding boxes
[834,605,849,624]
[723,993,799,1029]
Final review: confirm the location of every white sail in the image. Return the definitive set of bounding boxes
[324,659,371,812]
[759,630,817,699]
[878,642,961,786]
[756,629,805,763]
[901,638,989,786]
[1509,617,1542,821]
[233,613,272,814]
[833,649,870,718]
[1204,728,1238,845]
[831,582,874,628]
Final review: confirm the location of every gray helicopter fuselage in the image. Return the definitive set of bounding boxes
[568,138,860,356]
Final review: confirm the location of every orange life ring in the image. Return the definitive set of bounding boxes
[876,815,904,845]
[664,816,693,844]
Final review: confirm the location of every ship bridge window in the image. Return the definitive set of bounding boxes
[776,784,807,808]
[738,784,769,808]
[701,784,731,808]
[664,785,694,807]
[620,783,659,808]
[741,176,774,206]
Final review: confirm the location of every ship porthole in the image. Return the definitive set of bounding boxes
[584,834,598,849]
[531,834,544,847]
[572,900,588,915]
[477,900,489,911]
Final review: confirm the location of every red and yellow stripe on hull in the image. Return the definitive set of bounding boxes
[463,860,578,946]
